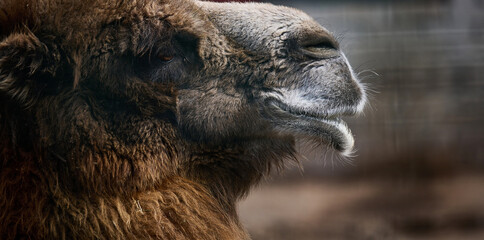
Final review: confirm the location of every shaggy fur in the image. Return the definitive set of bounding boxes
[0,0,366,239]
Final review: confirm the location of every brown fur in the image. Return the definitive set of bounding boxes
[0,0,279,239]
[0,0,365,239]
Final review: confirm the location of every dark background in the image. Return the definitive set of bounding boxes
[236,0,484,239]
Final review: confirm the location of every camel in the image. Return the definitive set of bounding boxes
[0,0,366,239]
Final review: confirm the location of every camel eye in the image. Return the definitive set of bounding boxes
[158,54,174,63]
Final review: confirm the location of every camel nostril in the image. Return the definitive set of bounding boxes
[302,34,337,48]
[304,40,337,51]
[298,32,340,59]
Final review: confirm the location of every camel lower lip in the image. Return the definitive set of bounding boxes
[267,102,355,156]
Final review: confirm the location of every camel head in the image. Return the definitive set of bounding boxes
[0,0,366,209]
[178,1,366,158]
[0,0,368,238]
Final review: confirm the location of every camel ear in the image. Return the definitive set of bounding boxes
[0,31,58,106]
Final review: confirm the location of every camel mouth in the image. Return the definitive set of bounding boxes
[266,99,355,157]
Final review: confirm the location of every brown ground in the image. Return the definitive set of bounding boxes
[239,174,484,240]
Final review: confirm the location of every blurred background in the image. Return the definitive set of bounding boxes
[230,0,484,239]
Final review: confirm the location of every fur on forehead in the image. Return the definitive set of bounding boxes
[0,0,211,46]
